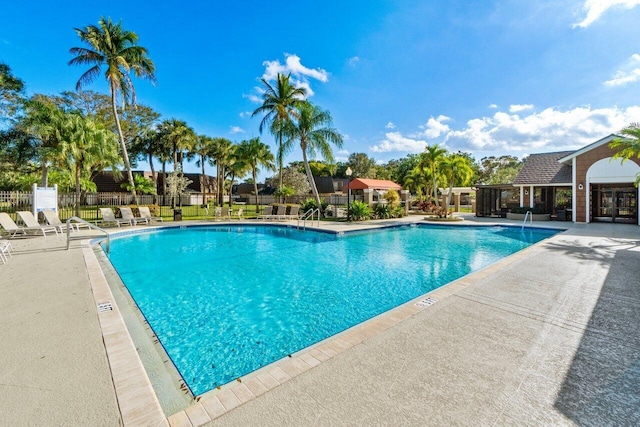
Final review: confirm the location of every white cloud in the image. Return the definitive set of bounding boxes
[604,53,640,86]
[348,56,360,67]
[239,111,253,119]
[262,53,328,82]
[418,115,451,139]
[371,104,640,157]
[509,104,534,113]
[256,53,329,99]
[371,132,427,153]
[488,103,498,109]
[574,0,640,28]
[230,126,245,134]
[385,122,396,129]
[243,93,262,104]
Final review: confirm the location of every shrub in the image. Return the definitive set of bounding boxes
[349,200,372,221]
[300,198,328,214]
[383,189,400,206]
[374,203,392,219]
[391,205,405,218]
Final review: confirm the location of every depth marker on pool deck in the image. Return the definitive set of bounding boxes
[415,297,437,308]
[97,301,113,312]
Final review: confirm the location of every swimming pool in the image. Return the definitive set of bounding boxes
[105,224,558,396]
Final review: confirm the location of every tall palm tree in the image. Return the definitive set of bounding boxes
[69,16,156,204]
[251,73,306,193]
[210,137,234,206]
[157,119,196,172]
[419,144,447,203]
[226,148,250,206]
[131,127,163,203]
[186,134,216,206]
[439,153,474,208]
[236,137,275,212]
[283,101,343,213]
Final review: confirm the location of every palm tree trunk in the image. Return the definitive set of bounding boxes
[110,82,138,205]
[41,163,48,187]
[277,130,283,203]
[252,168,259,213]
[200,154,206,207]
[161,161,167,204]
[301,145,323,217]
[149,152,158,205]
[75,165,81,217]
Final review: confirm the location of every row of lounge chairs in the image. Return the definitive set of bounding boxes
[258,205,300,221]
[97,207,163,227]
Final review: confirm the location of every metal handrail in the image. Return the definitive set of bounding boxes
[521,210,532,230]
[298,208,320,230]
[66,216,110,253]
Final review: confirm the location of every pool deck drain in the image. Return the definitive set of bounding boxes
[3,215,640,426]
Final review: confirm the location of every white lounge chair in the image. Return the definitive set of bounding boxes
[0,239,14,263]
[138,206,163,223]
[286,206,300,220]
[274,205,287,220]
[42,209,89,233]
[258,206,273,220]
[97,208,132,227]
[16,211,59,237]
[235,208,244,219]
[120,207,149,226]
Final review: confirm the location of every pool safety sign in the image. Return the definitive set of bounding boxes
[32,183,58,216]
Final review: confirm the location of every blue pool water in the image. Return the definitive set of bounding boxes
[105,224,558,395]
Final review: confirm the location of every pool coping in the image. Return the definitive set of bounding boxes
[83,220,564,426]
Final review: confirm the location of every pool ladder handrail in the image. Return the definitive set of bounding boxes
[65,216,110,253]
[298,208,320,230]
[521,210,532,230]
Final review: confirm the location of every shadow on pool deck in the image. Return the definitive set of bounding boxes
[553,241,640,425]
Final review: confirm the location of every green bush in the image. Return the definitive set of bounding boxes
[374,203,392,219]
[391,205,405,218]
[349,200,372,221]
[300,198,328,214]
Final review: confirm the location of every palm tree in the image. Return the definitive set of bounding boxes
[439,153,474,209]
[611,123,640,186]
[131,127,163,203]
[157,119,196,172]
[210,137,234,206]
[283,101,343,213]
[57,113,121,216]
[187,134,216,206]
[236,137,275,212]
[69,16,156,204]
[251,73,306,194]
[419,144,447,203]
[226,149,250,206]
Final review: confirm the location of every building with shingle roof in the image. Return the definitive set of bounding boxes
[477,134,640,225]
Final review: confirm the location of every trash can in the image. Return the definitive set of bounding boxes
[173,209,182,221]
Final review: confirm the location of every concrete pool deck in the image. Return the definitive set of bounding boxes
[1,215,639,425]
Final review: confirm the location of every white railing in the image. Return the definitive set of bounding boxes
[298,208,320,230]
[66,216,110,253]
[521,210,532,230]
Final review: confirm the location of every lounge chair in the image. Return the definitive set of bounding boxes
[0,239,14,263]
[42,209,88,233]
[97,208,132,227]
[221,207,230,220]
[16,211,59,237]
[258,206,273,220]
[138,206,163,223]
[274,205,287,220]
[120,207,149,226]
[235,208,244,219]
[286,206,300,220]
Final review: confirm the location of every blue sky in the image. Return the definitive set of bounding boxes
[2,0,640,179]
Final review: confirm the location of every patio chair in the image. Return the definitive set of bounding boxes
[16,211,59,237]
[274,205,287,220]
[97,208,132,227]
[42,209,89,233]
[120,207,149,226]
[257,205,273,220]
[138,206,163,223]
[221,207,231,220]
[0,239,14,264]
[235,208,244,220]
[286,206,300,220]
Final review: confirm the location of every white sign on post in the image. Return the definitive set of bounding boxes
[32,183,58,217]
